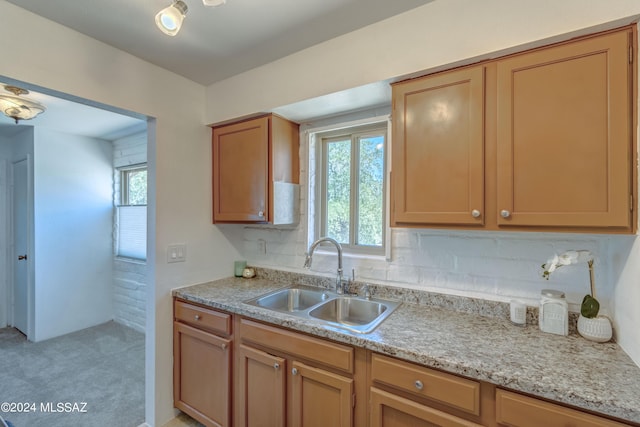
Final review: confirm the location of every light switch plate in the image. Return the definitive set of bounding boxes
[167,244,187,263]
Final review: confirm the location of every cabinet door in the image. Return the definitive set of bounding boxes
[392,66,485,226]
[213,116,269,222]
[496,30,632,229]
[174,322,231,427]
[370,387,483,427]
[237,344,286,427]
[495,389,630,427]
[290,361,354,427]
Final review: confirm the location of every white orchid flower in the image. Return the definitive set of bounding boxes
[541,250,593,279]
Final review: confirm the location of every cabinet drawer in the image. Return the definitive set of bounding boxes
[239,318,354,373]
[371,387,483,427]
[371,353,480,416]
[175,300,232,335]
[496,389,631,427]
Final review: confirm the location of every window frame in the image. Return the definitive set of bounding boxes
[315,122,388,255]
[119,164,147,207]
[115,163,147,261]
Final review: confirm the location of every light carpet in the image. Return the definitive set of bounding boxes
[0,321,144,427]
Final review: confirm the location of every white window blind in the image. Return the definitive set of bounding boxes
[117,205,147,260]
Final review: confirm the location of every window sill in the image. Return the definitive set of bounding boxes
[115,256,147,265]
[311,248,387,262]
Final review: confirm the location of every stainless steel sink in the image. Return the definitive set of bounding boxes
[244,286,401,334]
[309,297,400,334]
[245,285,332,312]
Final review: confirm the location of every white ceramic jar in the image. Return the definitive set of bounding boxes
[539,289,568,336]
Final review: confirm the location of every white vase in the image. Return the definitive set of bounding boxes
[577,314,613,343]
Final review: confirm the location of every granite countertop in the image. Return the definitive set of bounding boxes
[173,271,640,424]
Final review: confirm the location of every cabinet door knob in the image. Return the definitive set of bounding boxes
[220,343,227,350]
[415,380,424,390]
[500,210,511,218]
[471,209,481,218]
[274,363,280,370]
[291,368,298,375]
[194,314,201,321]
[258,211,264,218]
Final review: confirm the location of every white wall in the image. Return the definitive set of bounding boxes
[0,2,242,425]
[0,136,10,328]
[610,238,640,366]
[31,128,113,341]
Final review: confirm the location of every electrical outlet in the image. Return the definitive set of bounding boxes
[167,244,187,263]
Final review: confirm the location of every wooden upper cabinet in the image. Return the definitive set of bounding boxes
[212,114,299,224]
[392,66,485,226]
[391,26,636,233]
[496,29,633,229]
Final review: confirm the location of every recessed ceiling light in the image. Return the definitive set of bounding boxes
[203,0,226,6]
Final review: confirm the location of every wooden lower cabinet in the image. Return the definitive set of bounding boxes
[495,389,632,427]
[236,318,358,427]
[237,344,286,427]
[370,353,491,427]
[291,360,354,427]
[370,387,483,427]
[173,303,637,427]
[173,321,231,427]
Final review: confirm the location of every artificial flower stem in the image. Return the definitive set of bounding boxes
[588,259,596,299]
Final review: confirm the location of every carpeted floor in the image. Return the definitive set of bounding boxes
[0,321,144,427]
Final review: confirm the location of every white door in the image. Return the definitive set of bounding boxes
[12,159,28,335]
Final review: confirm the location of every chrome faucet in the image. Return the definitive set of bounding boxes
[304,237,344,294]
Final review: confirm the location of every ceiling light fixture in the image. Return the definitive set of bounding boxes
[155,0,189,36]
[202,0,226,6]
[0,85,46,124]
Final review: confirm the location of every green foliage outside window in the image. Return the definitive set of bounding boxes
[358,136,384,246]
[324,132,384,248]
[123,168,147,206]
[326,140,351,243]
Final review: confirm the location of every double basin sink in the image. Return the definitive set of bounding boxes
[244,285,401,334]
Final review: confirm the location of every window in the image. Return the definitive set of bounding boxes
[315,123,387,253]
[116,165,147,260]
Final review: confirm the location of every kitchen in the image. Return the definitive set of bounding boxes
[1,1,640,426]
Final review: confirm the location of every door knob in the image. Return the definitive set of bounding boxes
[471,209,481,218]
[291,368,298,375]
[18,255,27,260]
[415,380,424,390]
[500,210,511,218]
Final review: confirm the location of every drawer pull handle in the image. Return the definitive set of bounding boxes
[415,380,424,390]
[500,209,511,218]
[471,209,481,218]
[292,368,298,375]
[194,314,201,321]
[274,363,280,370]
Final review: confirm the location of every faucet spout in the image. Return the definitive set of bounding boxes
[304,237,344,294]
